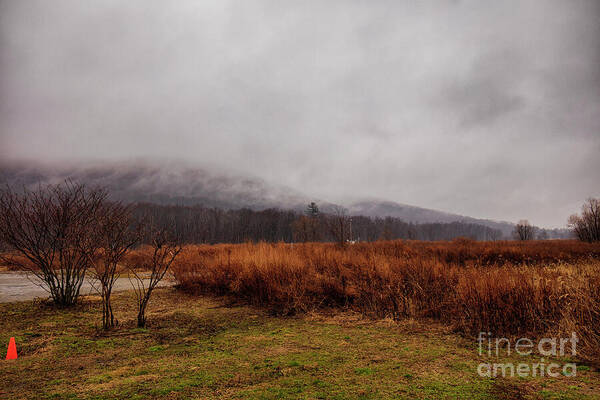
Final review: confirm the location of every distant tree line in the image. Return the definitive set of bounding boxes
[132,202,505,243]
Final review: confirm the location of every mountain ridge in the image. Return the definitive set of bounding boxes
[346,199,516,236]
[0,159,522,236]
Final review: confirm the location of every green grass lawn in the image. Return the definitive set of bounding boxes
[0,288,598,399]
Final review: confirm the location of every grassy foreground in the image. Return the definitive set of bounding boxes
[0,288,598,400]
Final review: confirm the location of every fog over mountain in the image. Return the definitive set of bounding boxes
[1,1,598,228]
[1,159,523,236]
[0,160,311,211]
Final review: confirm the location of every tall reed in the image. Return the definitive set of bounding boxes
[171,240,600,365]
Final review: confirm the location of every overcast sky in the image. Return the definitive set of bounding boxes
[1,0,599,227]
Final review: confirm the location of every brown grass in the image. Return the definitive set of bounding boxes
[171,240,600,366]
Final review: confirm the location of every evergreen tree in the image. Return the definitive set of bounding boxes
[306,202,319,217]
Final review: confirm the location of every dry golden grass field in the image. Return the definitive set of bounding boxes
[1,240,599,399]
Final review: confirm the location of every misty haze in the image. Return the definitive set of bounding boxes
[0,1,599,399]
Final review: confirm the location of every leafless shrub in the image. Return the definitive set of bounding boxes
[125,227,182,327]
[88,201,141,329]
[0,181,106,306]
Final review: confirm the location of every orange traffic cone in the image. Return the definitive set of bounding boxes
[6,337,17,360]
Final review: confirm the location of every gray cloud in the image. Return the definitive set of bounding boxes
[439,49,525,128]
[1,0,599,227]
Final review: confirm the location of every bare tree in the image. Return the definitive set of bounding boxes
[292,216,311,243]
[328,206,351,247]
[126,227,182,327]
[0,182,106,306]
[568,198,600,242]
[89,202,140,329]
[513,219,535,241]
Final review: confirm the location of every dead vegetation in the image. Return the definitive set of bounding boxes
[171,240,600,366]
